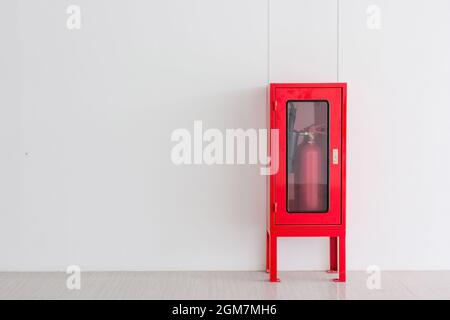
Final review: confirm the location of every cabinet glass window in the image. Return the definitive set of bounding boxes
[287,101,329,213]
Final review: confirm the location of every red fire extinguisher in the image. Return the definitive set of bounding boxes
[293,124,326,212]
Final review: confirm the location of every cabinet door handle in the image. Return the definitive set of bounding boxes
[332,149,339,165]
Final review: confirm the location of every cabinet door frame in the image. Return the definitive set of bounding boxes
[274,86,342,225]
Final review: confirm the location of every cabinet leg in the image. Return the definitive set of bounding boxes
[328,237,338,273]
[265,231,269,273]
[269,234,279,282]
[333,236,346,282]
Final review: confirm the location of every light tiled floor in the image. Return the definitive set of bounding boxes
[0,271,449,300]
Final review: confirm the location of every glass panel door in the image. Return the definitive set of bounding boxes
[286,101,329,213]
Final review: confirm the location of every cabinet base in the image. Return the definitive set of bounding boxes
[266,227,346,283]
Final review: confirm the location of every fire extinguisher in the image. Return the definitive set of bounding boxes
[292,124,326,212]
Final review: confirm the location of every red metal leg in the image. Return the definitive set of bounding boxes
[269,234,279,282]
[333,236,346,282]
[266,231,269,273]
[328,237,338,273]
[339,236,346,282]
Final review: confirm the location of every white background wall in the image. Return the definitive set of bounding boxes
[0,0,449,271]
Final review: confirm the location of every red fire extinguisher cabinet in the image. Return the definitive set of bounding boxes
[266,83,347,282]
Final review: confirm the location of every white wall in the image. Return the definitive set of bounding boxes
[0,0,449,271]
[341,0,450,270]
